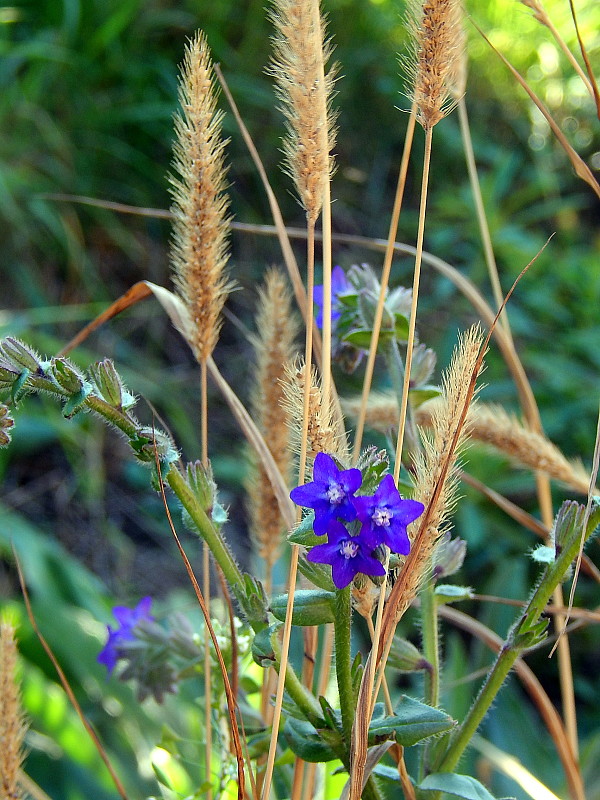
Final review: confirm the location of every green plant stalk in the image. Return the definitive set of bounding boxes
[419,579,440,782]
[437,501,600,774]
[166,466,245,593]
[334,587,355,744]
[270,632,325,728]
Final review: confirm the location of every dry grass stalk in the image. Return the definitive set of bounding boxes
[343,394,591,495]
[282,357,348,474]
[519,0,594,97]
[169,31,234,365]
[405,0,464,129]
[0,622,27,800]
[269,0,337,223]
[247,270,299,573]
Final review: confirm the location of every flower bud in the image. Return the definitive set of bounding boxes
[432,533,467,580]
[1,338,44,372]
[410,343,437,388]
[51,358,87,393]
[89,359,134,409]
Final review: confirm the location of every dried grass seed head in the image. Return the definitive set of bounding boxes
[282,356,348,474]
[247,270,300,566]
[404,0,465,129]
[269,0,338,222]
[169,31,234,364]
[0,622,27,800]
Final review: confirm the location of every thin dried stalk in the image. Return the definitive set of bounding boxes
[519,0,594,97]
[282,357,348,472]
[247,270,299,576]
[269,0,337,223]
[405,0,464,130]
[0,623,27,800]
[169,31,234,365]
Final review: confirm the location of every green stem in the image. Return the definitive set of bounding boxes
[84,394,139,437]
[333,587,355,743]
[419,582,440,781]
[420,584,439,708]
[438,500,600,773]
[166,467,245,594]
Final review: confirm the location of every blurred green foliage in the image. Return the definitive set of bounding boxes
[1,0,599,797]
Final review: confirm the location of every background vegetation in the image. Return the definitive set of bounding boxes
[0,0,599,797]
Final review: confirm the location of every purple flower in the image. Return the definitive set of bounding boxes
[306,521,386,590]
[314,266,350,329]
[290,452,362,535]
[353,475,424,555]
[98,597,154,674]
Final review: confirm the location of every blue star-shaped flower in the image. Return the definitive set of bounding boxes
[306,521,386,590]
[98,596,154,674]
[290,452,362,535]
[353,475,425,555]
[314,265,350,329]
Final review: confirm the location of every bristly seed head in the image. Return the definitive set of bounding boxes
[169,31,234,364]
[404,0,465,129]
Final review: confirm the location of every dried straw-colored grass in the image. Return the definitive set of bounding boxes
[269,0,337,222]
[282,357,348,473]
[247,270,299,571]
[0,623,26,800]
[342,394,590,495]
[169,31,234,364]
[404,0,464,129]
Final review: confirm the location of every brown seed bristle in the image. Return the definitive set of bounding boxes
[282,357,348,476]
[0,623,26,800]
[247,270,299,569]
[269,0,337,222]
[169,31,234,364]
[404,0,464,129]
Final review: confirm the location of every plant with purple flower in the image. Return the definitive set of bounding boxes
[98,596,154,674]
[306,520,386,590]
[290,452,362,535]
[353,474,424,554]
[313,265,351,329]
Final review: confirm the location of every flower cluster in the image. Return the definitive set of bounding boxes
[97,596,154,674]
[290,453,425,589]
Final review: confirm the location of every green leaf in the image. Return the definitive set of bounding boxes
[270,590,336,626]
[251,623,281,667]
[342,328,394,348]
[419,772,507,800]
[297,554,336,592]
[409,384,442,408]
[435,584,474,604]
[394,313,409,340]
[368,696,455,746]
[283,718,340,763]
[288,513,324,548]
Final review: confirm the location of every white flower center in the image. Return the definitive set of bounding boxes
[340,539,359,559]
[373,508,392,527]
[326,482,345,505]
